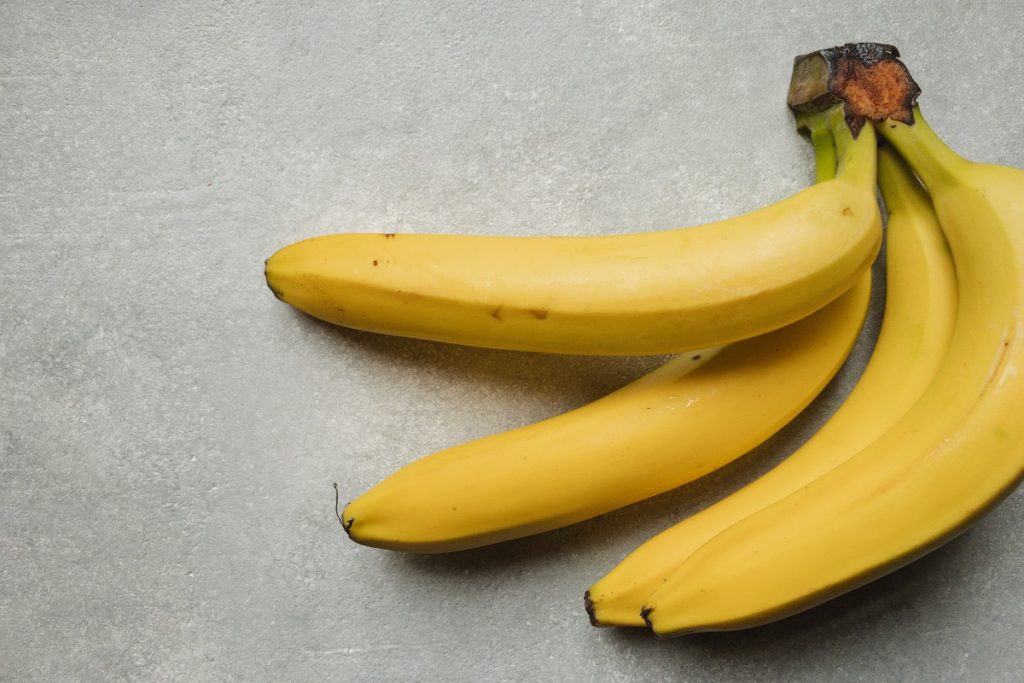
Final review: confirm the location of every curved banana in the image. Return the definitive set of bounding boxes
[338,110,876,553]
[641,105,1024,637]
[264,125,880,356]
[585,141,957,627]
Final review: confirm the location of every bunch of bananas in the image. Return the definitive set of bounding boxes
[265,43,1024,636]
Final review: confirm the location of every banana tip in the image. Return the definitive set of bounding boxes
[264,258,286,301]
[583,591,599,627]
[334,483,355,537]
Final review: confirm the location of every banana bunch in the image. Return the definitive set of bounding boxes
[336,106,874,553]
[266,42,1024,635]
[586,140,958,630]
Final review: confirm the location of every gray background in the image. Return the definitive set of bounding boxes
[3,1,1023,681]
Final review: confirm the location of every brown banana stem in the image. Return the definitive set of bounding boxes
[786,42,922,137]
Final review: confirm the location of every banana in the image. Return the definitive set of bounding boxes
[641,96,1024,637]
[585,140,957,628]
[339,109,877,553]
[263,121,880,357]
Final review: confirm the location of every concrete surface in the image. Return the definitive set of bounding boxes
[3,2,1023,681]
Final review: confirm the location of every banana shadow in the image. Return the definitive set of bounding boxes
[287,307,668,415]
[593,515,1003,661]
[605,538,960,649]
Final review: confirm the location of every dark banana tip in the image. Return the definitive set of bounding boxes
[264,255,286,300]
[333,483,354,536]
[584,591,599,627]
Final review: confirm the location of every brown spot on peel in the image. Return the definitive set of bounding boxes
[787,42,921,136]
[530,309,549,320]
[491,306,504,320]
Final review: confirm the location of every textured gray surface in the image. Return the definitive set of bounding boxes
[3,2,1023,681]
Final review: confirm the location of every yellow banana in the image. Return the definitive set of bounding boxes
[264,119,880,357]
[339,109,877,553]
[585,142,957,628]
[642,97,1024,636]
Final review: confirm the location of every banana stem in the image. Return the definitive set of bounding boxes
[810,127,837,184]
[795,110,838,183]
[830,105,877,188]
[876,106,970,190]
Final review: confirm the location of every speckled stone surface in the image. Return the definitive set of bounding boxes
[3,2,1023,680]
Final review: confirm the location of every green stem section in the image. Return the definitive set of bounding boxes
[795,110,837,183]
[875,106,970,191]
[811,127,837,184]
[828,105,877,188]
